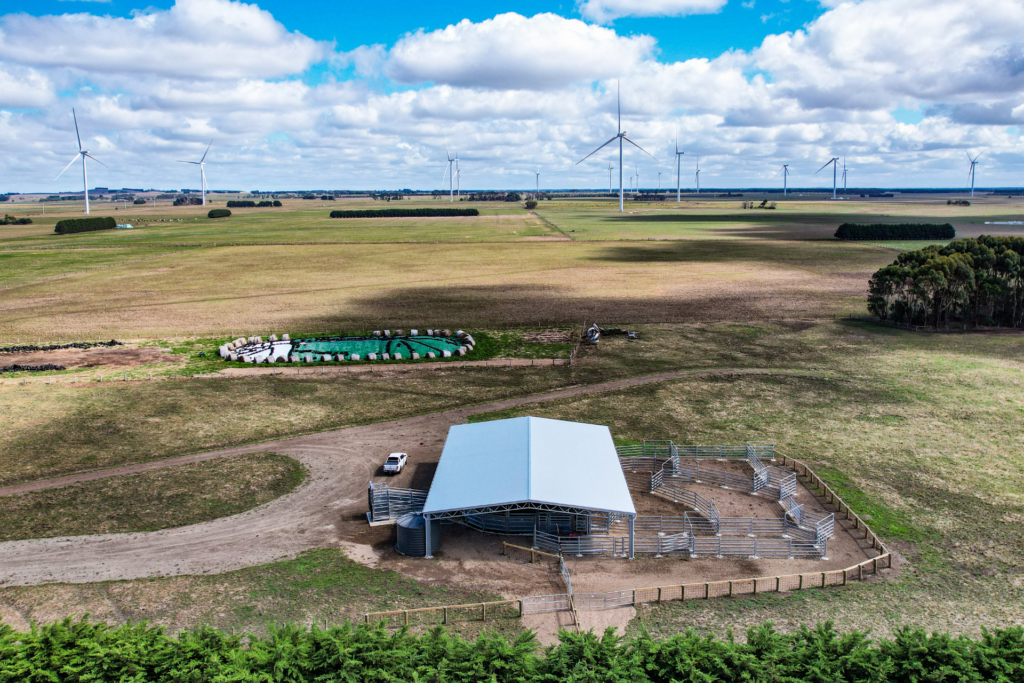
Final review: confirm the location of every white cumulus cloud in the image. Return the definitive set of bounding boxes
[0,0,329,80]
[385,13,655,90]
[578,0,727,23]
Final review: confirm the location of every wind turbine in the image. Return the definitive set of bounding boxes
[535,170,540,194]
[966,153,980,198]
[440,142,455,202]
[658,170,662,190]
[178,141,212,206]
[777,164,790,196]
[636,165,640,195]
[575,80,656,212]
[695,158,701,194]
[674,136,684,202]
[456,154,461,198]
[607,162,614,193]
[54,108,106,215]
[841,157,848,193]
[816,157,839,199]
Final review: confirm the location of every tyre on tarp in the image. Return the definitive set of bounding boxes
[395,513,440,556]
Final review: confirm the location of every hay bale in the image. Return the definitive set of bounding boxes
[442,350,451,358]
[229,353,239,361]
[282,334,290,341]
[393,353,402,360]
[269,334,278,342]
[456,330,465,337]
[382,353,390,360]
[443,329,452,337]
[395,329,404,336]
[290,354,300,362]
[426,352,436,359]
[373,330,381,337]
[456,347,465,356]
[411,353,419,360]
[427,329,434,336]
[411,329,418,336]
[350,354,360,361]
[304,354,314,363]
[384,329,391,337]
[368,353,377,361]
[256,337,262,343]
[219,345,229,358]
[322,354,333,362]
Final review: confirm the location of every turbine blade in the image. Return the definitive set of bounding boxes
[84,153,107,168]
[815,159,834,174]
[54,153,80,181]
[575,135,620,165]
[200,140,212,163]
[622,136,657,161]
[72,108,82,151]
[178,160,201,164]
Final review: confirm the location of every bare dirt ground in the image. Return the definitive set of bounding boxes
[0,346,177,370]
[0,367,881,640]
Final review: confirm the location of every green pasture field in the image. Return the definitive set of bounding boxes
[0,452,304,541]
[2,195,1023,640]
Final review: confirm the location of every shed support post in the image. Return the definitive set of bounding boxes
[628,516,635,559]
[424,514,433,558]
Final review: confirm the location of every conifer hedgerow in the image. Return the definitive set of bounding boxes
[330,208,480,218]
[53,217,117,234]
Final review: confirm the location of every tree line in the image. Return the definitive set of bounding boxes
[1,619,1022,682]
[868,236,1024,327]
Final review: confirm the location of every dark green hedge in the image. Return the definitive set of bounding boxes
[836,223,956,240]
[330,208,480,218]
[226,200,255,208]
[1,619,1022,682]
[207,209,231,218]
[53,217,116,234]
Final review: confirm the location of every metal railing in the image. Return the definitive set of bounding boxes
[367,482,427,523]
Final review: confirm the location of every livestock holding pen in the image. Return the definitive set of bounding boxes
[367,418,835,561]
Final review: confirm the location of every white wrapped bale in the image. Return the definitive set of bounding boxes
[219,345,229,358]
[368,353,377,361]
[393,353,402,360]
[282,334,290,341]
[269,334,278,342]
[426,352,436,359]
[384,330,391,337]
[410,329,418,336]
[373,330,381,337]
[443,329,452,337]
[350,354,360,361]
[229,353,239,361]
[395,330,404,336]
[322,354,333,362]
[442,350,451,358]
[304,354,314,362]
[290,354,300,362]
[256,337,262,343]
[411,353,419,360]
[456,347,466,356]
[382,353,390,360]
[456,330,465,338]
[427,329,434,336]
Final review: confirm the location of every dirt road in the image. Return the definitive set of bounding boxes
[0,368,824,586]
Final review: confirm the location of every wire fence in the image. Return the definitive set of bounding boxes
[367,482,427,523]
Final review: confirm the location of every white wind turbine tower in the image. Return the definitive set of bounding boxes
[55,108,106,215]
[439,142,455,202]
[816,157,839,199]
[576,80,656,212]
[536,170,540,193]
[694,158,701,194]
[842,157,848,193]
[607,162,614,193]
[636,165,640,195]
[674,136,685,202]
[777,164,790,196]
[966,152,980,198]
[658,170,662,190]
[456,154,461,198]
[178,141,212,206]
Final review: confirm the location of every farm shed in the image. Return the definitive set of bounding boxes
[420,417,637,557]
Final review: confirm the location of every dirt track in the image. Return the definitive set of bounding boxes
[0,368,831,587]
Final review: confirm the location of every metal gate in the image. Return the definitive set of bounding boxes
[521,594,572,614]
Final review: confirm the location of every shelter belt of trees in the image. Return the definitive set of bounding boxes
[868,236,1024,328]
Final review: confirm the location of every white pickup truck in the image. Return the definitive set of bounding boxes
[382,452,408,475]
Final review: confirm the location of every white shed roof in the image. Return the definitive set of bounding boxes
[421,416,636,516]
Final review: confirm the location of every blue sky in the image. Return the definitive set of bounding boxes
[0,0,1021,191]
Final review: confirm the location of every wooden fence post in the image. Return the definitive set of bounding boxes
[705,583,710,599]
[798,574,804,590]
[482,603,487,621]
[443,607,448,625]
[728,580,733,597]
